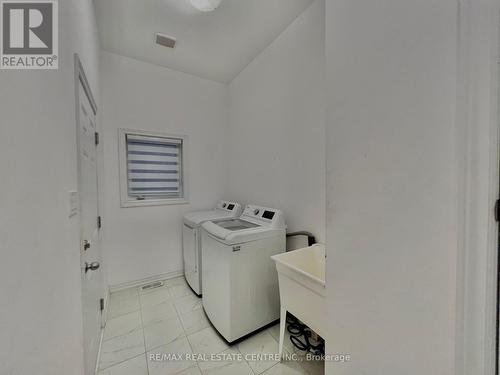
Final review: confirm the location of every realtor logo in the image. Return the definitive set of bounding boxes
[0,0,58,69]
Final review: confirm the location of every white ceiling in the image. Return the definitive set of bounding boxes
[94,0,314,83]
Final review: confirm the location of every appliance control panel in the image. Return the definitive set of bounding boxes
[242,205,284,225]
[217,201,242,213]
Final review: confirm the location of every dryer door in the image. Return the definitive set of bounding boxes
[183,223,200,295]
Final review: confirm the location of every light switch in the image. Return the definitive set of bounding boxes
[69,191,78,218]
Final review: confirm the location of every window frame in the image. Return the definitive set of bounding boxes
[118,128,189,208]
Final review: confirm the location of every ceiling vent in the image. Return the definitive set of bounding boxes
[155,33,176,49]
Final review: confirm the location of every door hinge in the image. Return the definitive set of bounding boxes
[97,216,102,229]
[100,298,104,312]
[495,199,500,222]
[95,132,100,146]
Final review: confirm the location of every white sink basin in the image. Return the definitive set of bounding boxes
[271,244,326,356]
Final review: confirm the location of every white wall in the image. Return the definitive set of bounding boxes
[0,0,100,374]
[100,0,325,287]
[325,1,458,374]
[227,0,326,242]
[455,1,499,373]
[101,51,229,286]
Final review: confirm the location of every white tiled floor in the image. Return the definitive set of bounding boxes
[98,277,324,375]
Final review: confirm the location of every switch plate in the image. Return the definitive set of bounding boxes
[69,191,78,218]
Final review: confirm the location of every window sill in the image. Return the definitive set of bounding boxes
[120,198,189,208]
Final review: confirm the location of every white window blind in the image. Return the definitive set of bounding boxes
[125,133,183,200]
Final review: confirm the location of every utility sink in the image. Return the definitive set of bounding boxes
[271,243,326,357]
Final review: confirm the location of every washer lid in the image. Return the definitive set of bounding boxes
[201,220,285,245]
[215,219,260,231]
[183,210,236,228]
[183,201,242,227]
[201,203,286,244]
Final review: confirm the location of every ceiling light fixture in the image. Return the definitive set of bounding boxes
[190,0,223,12]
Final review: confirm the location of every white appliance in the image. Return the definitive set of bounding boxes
[183,201,242,295]
[201,204,286,343]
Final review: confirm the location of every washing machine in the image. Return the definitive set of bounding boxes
[183,201,242,296]
[201,204,286,343]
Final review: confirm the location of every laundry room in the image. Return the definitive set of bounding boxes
[1,0,497,375]
[96,1,326,373]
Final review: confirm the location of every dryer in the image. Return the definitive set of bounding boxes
[183,201,242,295]
[201,205,286,343]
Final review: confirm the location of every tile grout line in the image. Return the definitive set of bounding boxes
[98,288,146,372]
[142,278,196,373]
[142,292,191,352]
[136,286,150,375]
[235,341,259,375]
[107,289,141,320]
[183,327,201,374]
[98,353,148,374]
[107,308,141,320]
[173,282,202,375]
[170,282,209,337]
[104,281,309,375]
[236,346,259,375]
[241,329,295,375]
[174,282,255,373]
[101,280,197,374]
[263,361,282,375]
[174,302,205,334]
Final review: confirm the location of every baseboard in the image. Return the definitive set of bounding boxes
[108,270,184,293]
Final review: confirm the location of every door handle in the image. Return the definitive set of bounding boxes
[85,261,100,273]
[83,240,91,251]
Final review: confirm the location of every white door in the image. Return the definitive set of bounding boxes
[77,70,103,375]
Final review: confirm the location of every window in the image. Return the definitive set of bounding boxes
[119,129,188,207]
